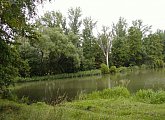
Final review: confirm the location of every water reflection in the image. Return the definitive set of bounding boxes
[14,69,165,103]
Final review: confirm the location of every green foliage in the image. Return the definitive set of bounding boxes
[37,11,66,29]
[18,39,43,76]
[100,63,109,74]
[0,66,18,98]
[135,89,165,104]
[140,64,149,69]
[0,40,29,98]
[127,26,143,66]
[100,87,130,99]
[154,59,164,68]
[117,67,128,73]
[16,70,101,82]
[18,26,81,75]
[85,87,130,100]
[81,17,97,70]
[0,0,44,42]
[97,26,112,67]
[109,66,117,73]
[2,0,165,102]
[129,65,140,71]
[81,58,96,70]
[2,88,165,120]
[68,7,82,35]
[111,17,129,67]
[0,0,47,98]
[18,60,30,78]
[81,87,165,104]
[111,37,130,67]
[143,33,164,68]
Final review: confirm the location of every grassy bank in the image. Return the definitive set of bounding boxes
[16,70,101,83]
[1,87,165,120]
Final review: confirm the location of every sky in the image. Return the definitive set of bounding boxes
[37,0,165,32]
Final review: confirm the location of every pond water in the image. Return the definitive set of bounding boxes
[14,69,165,103]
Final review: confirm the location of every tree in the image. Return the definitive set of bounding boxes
[0,0,48,97]
[46,27,80,73]
[143,33,164,68]
[132,19,152,38]
[156,30,165,62]
[126,20,152,66]
[0,40,30,97]
[82,17,97,70]
[18,37,44,76]
[111,17,129,67]
[68,7,82,48]
[68,7,82,35]
[97,26,113,68]
[0,0,46,42]
[127,26,143,66]
[37,11,68,33]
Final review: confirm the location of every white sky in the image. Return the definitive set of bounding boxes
[37,0,165,32]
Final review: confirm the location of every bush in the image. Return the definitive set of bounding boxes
[146,59,164,69]
[140,64,148,69]
[109,66,117,73]
[155,60,164,68]
[129,65,139,71]
[117,67,127,73]
[100,63,109,74]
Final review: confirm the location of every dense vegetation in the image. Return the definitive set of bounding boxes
[1,0,165,117]
[1,1,165,119]
[19,12,165,77]
[16,70,101,82]
[1,0,165,97]
[1,87,165,120]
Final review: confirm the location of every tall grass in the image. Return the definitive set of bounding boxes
[79,87,165,104]
[16,70,101,82]
[135,89,165,104]
[78,87,130,100]
[1,87,165,120]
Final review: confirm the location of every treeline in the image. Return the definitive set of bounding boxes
[16,7,165,77]
[1,4,165,97]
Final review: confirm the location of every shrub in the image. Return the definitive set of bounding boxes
[129,65,139,70]
[100,63,109,74]
[117,67,127,73]
[109,66,117,73]
[140,64,148,69]
[155,60,164,68]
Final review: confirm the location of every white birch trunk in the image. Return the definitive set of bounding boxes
[106,52,109,68]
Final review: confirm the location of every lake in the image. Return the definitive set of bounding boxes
[14,69,165,103]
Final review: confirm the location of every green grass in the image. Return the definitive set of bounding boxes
[15,69,101,83]
[1,87,165,120]
[1,98,165,120]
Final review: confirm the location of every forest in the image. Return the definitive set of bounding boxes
[16,8,165,76]
[1,0,165,96]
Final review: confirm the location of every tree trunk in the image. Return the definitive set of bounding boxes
[106,52,109,68]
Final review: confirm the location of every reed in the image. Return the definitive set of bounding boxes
[16,70,101,82]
